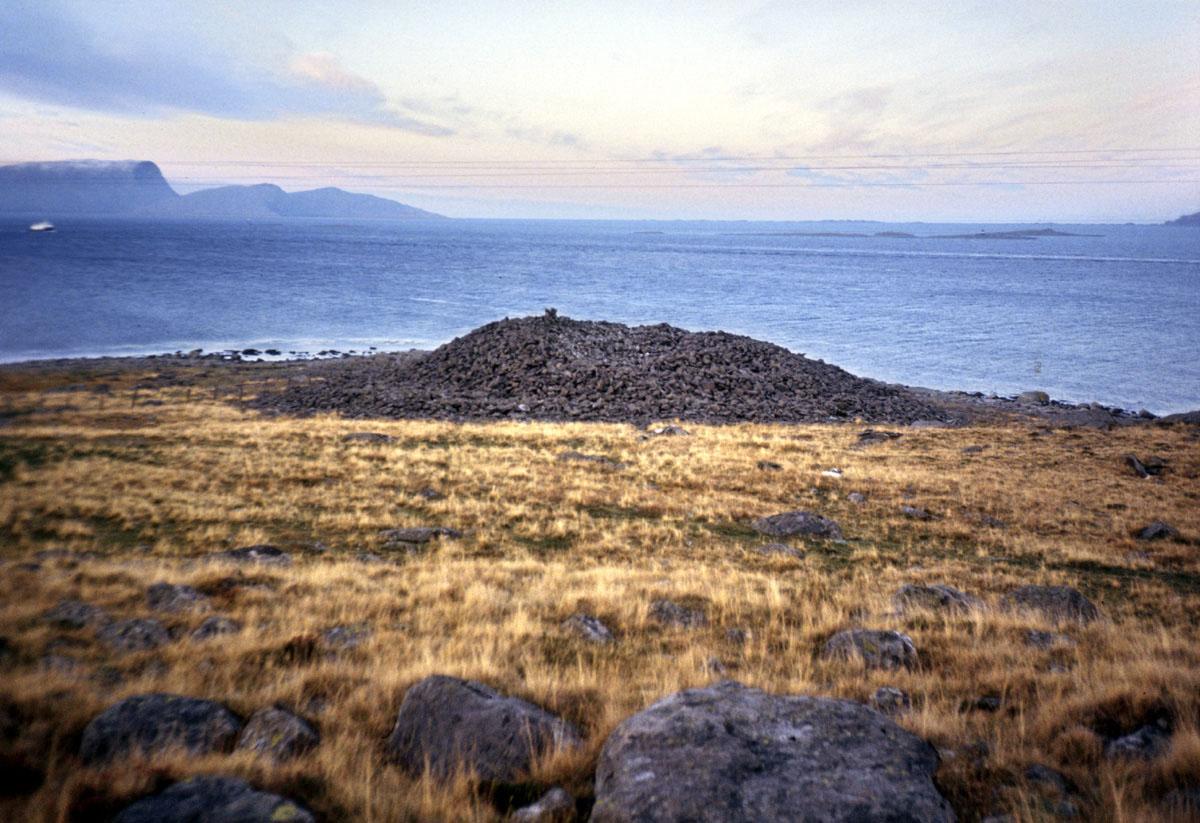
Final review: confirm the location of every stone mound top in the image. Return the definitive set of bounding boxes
[255,313,948,424]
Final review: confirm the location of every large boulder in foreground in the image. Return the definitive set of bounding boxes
[1001,585,1099,624]
[385,675,581,783]
[592,681,954,822]
[80,693,242,764]
[751,511,843,540]
[114,776,313,823]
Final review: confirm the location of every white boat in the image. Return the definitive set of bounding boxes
[29,221,55,232]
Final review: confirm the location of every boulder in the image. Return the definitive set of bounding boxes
[591,681,954,822]
[822,629,918,670]
[113,776,313,823]
[379,526,463,545]
[1018,391,1050,405]
[385,675,581,782]
[80,693,242,763]
[893,584,982,615]
[562,613,615,644]
[147,582,209,613]
[852,429,903,449]
[753,543,805,559]
[750,511,843,540]
[235,707,319,761]
[191,616,242,641]
[98,618,170,652]
[511,787,575,822]
[900,505,935,520]
[870,686,911,715]
[1001,585,1099,624]
[42,599,109,629]
[648,599,707,628]
[1135,521,1178,541]
[1105,723,1172,760]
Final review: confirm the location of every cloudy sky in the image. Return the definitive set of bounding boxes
[1,0,1197,220]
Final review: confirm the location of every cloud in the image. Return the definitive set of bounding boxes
[0,2,451,135]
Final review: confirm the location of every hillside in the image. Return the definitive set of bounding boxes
[155,183,444,220]
[0,160,178,216]
[1165,211,1200,226]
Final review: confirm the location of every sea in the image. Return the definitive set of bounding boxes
[1,217,1197,414]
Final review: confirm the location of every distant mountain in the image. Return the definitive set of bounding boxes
[1165,211,1200,226]
[0,159,443,220]
[153,183,444,220]
[0,160,178,215]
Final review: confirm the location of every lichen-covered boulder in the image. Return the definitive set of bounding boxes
[114,776,312,823]
[750,511,843,540]
[893,584,983,615]
[80,693,242,764]
[822,629,919,670]
[235,707,319,761]
[1001,585,1099,624]
[385,675,581,783]
[592,681,954,822]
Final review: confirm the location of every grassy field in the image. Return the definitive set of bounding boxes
[1,372,1198,821]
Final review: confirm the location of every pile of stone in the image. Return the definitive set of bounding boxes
[255,313,948,424]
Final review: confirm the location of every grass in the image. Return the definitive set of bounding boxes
[0,374,1198,821]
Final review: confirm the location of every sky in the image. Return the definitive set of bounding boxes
[1,0,1198,221]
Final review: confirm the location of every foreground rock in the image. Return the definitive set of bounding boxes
[254,313,949,423]
[385,675,581,782]
[592,681,954,822]
[1001,585,1100,624]
[894,584,983,614]
[822,629,919,670]
[236,707,319,761]
[750,510,843,540]
[80,693,242,763]
[114,776,313,823]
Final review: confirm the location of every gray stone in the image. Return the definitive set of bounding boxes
[1136,521,1179,541]
[900,504,935,520]
[147,582,209,613]
[379,526,463,545]
[591,681,954,822]
[870,686,911,715]
[562,613,614,644]
[511,787,575,822]
[235,707,319,761]
[893,584,982,615]
[342,432,393,443]
[756,460,782,471]
[750,510,843,540]
[1025,763,1073,795]
[647,424,688,436]
[558,451,624,468]
[385,675,581,782]
[1023,629,1075,649]
[847,492,867,505]
[648,599,707,628]
[1001,585,1100,624]
[214,544,292,565]
[822,629,919,670]
[321,624,371,650]
[191,616,242,641]
[80,693,242,764]
[1105,724,1171,760]
[853,429,903,449]
[98,618,170,652]
[114,776,313,823]
[1018,390,1050,405]
[43,599,110,629]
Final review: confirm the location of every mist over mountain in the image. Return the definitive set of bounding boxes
[0,160,443,220]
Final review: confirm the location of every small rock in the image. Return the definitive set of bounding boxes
[235,707,319,761]
[562,613,615,644]
[648,599,707,628]
[1105,723,1171,760]
[190,616,242,641]
[1018,390,1050,405]
[321,624,370,650]
[558,451,624,468]
[964,695,1002,713]
[1001,585,1100,624]
[821,468,843,478]
[1025,763,1073,796]
[725,628,748,645]
[80,693,242,764]
[342,432,393,443]
[646,424,688,436]
[822,629,919,670]
[147,582,209,613]
[113,776,313,823]
[756,460,782,471]
[847,491,867,505]
[98,618,170,652]
[750,510,843,540]
[385,675,581,782]
[703,656,728,676]
[43,599,110,630]
[512,787,575,823]
[591,680,954,822]
[961,445,986,454]
[1135,521,1179,541]
[753,542,805,559]
[1125,453,1167,478]
[214,544,292,565]
[893,583,982,614]
[900,504,935,520]
[871,686,911,715]
[417,486,445,500]
[379,526,463,546]
[852,429,903,449]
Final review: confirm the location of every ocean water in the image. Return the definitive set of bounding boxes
[1,217,1197,413]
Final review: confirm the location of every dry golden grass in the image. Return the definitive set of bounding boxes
[1,378,1198,821]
